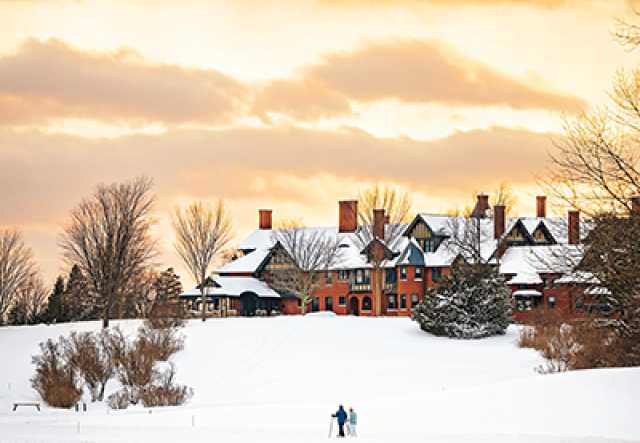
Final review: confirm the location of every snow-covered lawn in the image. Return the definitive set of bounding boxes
[0,314,638,443]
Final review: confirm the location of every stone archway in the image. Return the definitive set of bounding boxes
[349,297,360,316]
[239,292,259,316]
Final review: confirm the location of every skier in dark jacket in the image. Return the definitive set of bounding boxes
[332,405,348,437]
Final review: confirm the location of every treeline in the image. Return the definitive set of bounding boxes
[0,174,233,328]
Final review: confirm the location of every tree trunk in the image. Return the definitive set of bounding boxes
[373,266,383,316]
[201,286,206,322]
[102,303,109,329]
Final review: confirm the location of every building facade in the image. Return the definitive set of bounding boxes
[180,195,633,322]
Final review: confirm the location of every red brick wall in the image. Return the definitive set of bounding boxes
[392,266,426,316]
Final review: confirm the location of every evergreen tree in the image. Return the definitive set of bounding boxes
[153,268,183,304]
[46,276,65,323]
[64,265,95,321]
[412,263,512,339]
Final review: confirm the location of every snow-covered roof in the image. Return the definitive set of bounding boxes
[513,289,543,297]
[585,286,612,296]
[555,271,599,285]
[181,276,281,298]
[217,248,271,274]
[507,272,543,285]
[499,245,582,276]
[228,211,588,280]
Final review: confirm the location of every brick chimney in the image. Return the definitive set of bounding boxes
[338,200,358,233]
[568,210,580,245]
[472,194,490,218]
[536,196,547,218]
[494,205,506,239]
[259,209,272,230]
[632,196,640,215]
[373,208,385,240]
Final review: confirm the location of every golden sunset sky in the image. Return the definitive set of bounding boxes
[0,0,636,284]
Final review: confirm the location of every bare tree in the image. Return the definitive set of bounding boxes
[172,200,233,322]
[60,177,157,328]
[352,184,413,316]
[269,227,342,314]
[444,216,491,265]
[356,184,413,246]
[491,182,517,214]
[0,229,37,324]
[8,271,48,325]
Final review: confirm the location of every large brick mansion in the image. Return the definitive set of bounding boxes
[180,195,630,322]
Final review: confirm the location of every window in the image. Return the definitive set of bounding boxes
[326,271,333,286]
[385,268,397,284]
[547,296,556,309]
[424,238,438,253]
[411,293,419,307]
[325,296,333,311]
[400,294,407,309]
[545,277,554,289]
[415,267,423,281]
[356,269,364,284]
[311,297,320,312]
[388,294,397,309]
[432,268,442,282]
[362,296,372,311]
[338,270,349,281]
[338,296,346,306]
[400,267,408,280]
[575,296,584,311]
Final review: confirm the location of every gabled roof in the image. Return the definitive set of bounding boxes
[181,276,281,298]
[217,248,272,274]
[396,238,425,266]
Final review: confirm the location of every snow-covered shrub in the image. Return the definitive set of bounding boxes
[31,338,82,408]
[147,300,186,329]
[412,263,512,339]
[107,389,130,410]
[137,321,184,361]
[64,330,115,402]
[139,363,193,407]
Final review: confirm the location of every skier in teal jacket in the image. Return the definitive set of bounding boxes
[348,408,358,437]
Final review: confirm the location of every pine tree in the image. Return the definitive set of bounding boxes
[153,268,183,304]
[46,276,65,323]
[64,265,95,321]
[412,263,512,339]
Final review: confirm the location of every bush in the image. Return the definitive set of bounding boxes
[31,338,83,408]
[107,389,130,410]
[521,308,624,372]
[31,324,193,409]
[64,331,115,401]
[139,363,193,407]
[138,321,185,361]
[412,263,512,339]
[147,300,186,330]
[112,335,158,404]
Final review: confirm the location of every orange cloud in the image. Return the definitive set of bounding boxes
[0,38,585,127]
[289,40,584,116]
[0,125,557,281]
[253,79,352,122]
[0,39,247,126]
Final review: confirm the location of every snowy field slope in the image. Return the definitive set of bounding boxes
[0,314,638,443]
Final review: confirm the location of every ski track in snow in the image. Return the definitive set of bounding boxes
[0,315,638,443]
